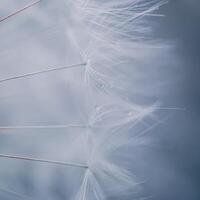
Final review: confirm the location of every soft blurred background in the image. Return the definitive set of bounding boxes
[143,0,200,199]
[0,0,199,199]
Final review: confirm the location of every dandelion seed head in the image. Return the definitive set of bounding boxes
[0,0,169,199]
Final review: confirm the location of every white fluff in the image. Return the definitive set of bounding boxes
[0,0,167,199]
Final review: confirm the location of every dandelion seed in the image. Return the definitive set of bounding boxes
[0,0,168,199]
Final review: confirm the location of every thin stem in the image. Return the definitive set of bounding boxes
[0,62,87,84]
[0,0,42,23]
[153,107,186,111]
[0,124,86,130]
[0,187,32,199]
[0,154,88,169]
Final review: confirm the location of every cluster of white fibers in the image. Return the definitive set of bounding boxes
[0,0,168,200]
[67,1,167,198]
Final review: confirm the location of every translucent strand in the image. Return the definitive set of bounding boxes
[0,62,87,84]
[0,0,42,23]
[0,154,88,169]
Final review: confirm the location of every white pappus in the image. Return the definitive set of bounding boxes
[0,0,168,200]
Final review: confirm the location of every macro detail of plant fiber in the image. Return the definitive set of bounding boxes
[1,0,194,200]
